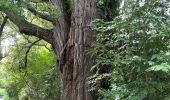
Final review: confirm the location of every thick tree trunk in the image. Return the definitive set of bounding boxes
[1,0,115,100]
[52,0,99,100]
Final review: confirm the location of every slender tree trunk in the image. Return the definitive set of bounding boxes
[52,0,99,100]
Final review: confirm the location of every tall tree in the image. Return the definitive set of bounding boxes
[0,0,117,99]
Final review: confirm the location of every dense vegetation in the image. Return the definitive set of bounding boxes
[0,36,60,100]
[0,0,169,100]
[90,0,170,100]
[0,0,61,99]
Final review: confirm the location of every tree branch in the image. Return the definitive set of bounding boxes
[26,4,56,24]
[0,16,8,36]
[4,11,54,43]
[24,39,41,68]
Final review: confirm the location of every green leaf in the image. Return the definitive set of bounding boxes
[146,63,170,73]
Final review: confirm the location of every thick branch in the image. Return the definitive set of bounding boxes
[27,5,56,24]
[4,11,54,43]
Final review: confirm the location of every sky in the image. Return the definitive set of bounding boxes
[0,27,19,56]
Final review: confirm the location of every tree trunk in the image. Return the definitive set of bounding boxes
[52,0,99,100]
[1,0,116,100]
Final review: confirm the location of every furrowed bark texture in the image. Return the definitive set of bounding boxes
[51,0,99,100]
[1,0,108,99]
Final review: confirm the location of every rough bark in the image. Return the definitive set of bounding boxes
[51,0,99,99]
[69,1,98,99]
[1,0,111,100]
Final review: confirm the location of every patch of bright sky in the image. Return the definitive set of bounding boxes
[1,26,20,56]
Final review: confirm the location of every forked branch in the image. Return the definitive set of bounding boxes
[4,11,54,43]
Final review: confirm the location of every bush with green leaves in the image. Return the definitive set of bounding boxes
[91,0,170,100]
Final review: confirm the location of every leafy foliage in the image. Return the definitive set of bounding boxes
[0,36,60,100]
[0,0,59,28]
[97,0,120,20]
[91,0,170,100]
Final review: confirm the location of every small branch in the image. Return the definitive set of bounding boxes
[27,4,56,24]
[22,35,52,51]
[0,16,8,36]
[24,39,41,68]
